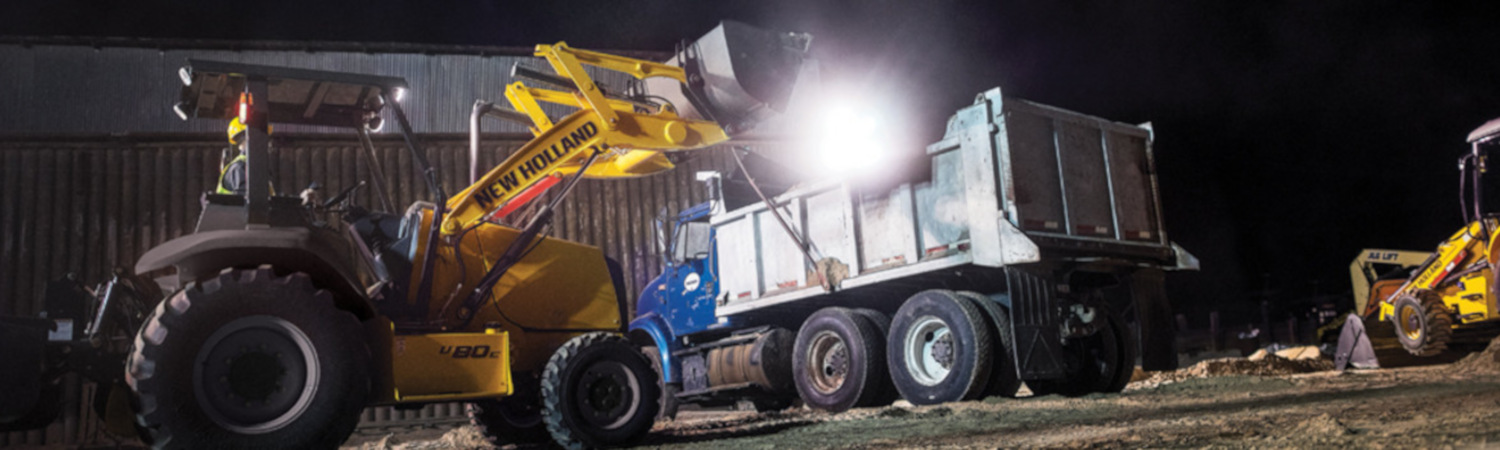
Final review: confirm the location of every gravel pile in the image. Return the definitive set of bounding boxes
[1452,334,1500,374]
[1129,355,1333,390]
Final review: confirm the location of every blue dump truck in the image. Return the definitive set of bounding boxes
[629,88,1198,415]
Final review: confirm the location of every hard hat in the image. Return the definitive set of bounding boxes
[227,118,271,145]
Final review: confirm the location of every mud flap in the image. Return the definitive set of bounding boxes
[1006,268,1066,379]
[1132,269,1179,371]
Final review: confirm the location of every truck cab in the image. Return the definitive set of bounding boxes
[632,202,718,381]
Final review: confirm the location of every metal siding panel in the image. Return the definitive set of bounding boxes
[28,148,50,315]
[857,184,918,271]
[1056,121,1113,236]
[1107,132,1159,239]
[805,186,857,276]
[67,150,88,285]
[0,150,19,315]
[1004,110,1065,232]
[155,147,171,246]
[0,48,36,132]
[915,149,969,256]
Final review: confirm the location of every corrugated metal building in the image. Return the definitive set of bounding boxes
[0,37,757,446]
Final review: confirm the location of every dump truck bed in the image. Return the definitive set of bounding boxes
[713,88,1180,316]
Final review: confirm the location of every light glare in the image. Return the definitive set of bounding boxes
[805,98,897,179]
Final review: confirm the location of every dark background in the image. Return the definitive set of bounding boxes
[7,0,1500,328]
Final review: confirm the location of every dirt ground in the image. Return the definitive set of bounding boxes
[346,338,1500,449]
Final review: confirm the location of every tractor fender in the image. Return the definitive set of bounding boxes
[135,228,376,319]
[627,314,678,383]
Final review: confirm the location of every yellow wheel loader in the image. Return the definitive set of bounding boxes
[0,21,815,449]
[1372,118,1500,357]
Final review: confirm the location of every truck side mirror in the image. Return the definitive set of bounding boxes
[672,222,712,263]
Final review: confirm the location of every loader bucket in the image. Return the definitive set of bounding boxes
[648,21,816,136]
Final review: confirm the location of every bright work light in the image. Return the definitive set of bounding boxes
[795,91,904,180]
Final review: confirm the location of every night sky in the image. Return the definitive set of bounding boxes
[7,1,1500,326]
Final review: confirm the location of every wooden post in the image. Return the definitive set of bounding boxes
[1209,311,1221,351]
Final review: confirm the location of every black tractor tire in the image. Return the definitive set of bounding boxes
[849,308,901,407]
[1394,290,1453,357]
[1030,304,1134,397]
[887,290,993,405]
[542,332,660,449]
[793,307,886,412]
[467,375,550,447]
[641,345,681,421]
[126,267,370,449]
[954,291,1023,399]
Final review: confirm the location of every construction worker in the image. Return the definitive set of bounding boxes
[218,118,274,194]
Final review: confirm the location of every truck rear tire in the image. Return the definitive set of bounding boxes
[954,292,1023,398]
[1394,290,1452,357]
[542,332,660,449]
[126,267,370,449]
[850,308,900,407]
[1030,304,1133,396]
[887,290,993,405]
[793,307,886,412]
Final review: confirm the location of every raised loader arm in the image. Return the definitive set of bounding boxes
[441,21,814,326]
[443,43,731,235]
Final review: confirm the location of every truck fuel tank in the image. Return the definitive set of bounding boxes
[704,328,795,394]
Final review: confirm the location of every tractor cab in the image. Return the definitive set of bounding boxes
[1464,117,1500,221]
[157,60,442,320]
[173,59,417,231]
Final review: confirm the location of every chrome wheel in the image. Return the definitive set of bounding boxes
[903,316,953,386]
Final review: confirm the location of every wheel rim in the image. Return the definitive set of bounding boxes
[1400,304,1423,340]
[574,360,641,430]
[805,330,849,394]
[192,315,319,434]
[904,316,954,386]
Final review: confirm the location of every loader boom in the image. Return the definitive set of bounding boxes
[442,42,731,235]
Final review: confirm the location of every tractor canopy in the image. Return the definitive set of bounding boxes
[173,59,408,129]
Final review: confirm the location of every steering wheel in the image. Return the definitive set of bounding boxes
[323,181,367,209]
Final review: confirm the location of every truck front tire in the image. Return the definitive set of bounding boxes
[641,345,681,420]
[542,332,660,449]
[126,267,370,449]
[793,307,886,412]
[887,290,993,405]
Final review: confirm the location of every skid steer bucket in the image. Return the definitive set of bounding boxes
[646,20,817,136]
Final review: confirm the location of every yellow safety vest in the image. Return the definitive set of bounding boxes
[217,153,275,195]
